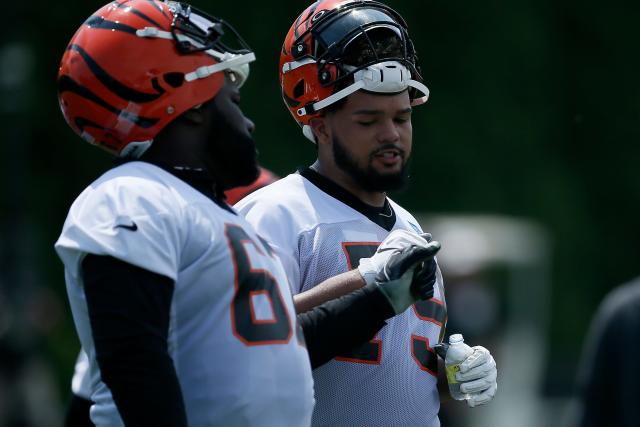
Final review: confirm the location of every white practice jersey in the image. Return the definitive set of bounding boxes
[55,162,314,427]
[71,350,91,399]
[236,171,446,427]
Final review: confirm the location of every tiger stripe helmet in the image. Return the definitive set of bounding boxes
[280,0,428,142]
[58,0,255,157]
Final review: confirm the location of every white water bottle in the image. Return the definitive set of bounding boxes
[445,334,474,400]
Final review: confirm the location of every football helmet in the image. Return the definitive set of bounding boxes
[58,0,255,157]
[279,0,429,142]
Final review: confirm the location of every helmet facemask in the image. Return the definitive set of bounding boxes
[139,2,256,88]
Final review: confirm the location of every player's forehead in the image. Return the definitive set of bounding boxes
[343,90,411,116]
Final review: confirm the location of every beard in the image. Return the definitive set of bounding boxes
[332,133,409,192]
[204,103,259,191]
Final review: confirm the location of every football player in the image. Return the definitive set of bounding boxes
[63,168,280,425]
[235,1,498,426]
[55,1,442,426]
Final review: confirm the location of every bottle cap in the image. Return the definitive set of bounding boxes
[449,334,464,344]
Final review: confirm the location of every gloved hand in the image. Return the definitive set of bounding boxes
[457,346,498,407]
[373,240,441,314]
[358,229,434,286]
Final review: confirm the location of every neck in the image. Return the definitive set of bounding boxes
[141,127,207,170]
[311,160,387,207]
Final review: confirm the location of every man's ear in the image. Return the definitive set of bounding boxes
[309,116,330,146]
[180,105,206,125]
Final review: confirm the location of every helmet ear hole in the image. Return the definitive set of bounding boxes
[164,72,185,88]
[293,79,305,99]
[319,70,331,84]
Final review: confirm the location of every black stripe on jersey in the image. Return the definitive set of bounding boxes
[67,44,165,103]
[84,15,138,34]
[299,167,396,231]
[58,75,160,129]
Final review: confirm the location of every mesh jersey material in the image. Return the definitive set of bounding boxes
[56,162,314,427]
[236,173,446,427]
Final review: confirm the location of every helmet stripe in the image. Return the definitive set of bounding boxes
[58,75,159,129]
[67,44,165,103]
[84,16,138,34]
[74,116,107,133]
[112,1,165,27]
[143,0,167,16]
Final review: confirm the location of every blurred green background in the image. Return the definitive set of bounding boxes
[0,0,638,425]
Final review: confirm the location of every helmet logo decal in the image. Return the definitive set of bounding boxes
[67,44,165,103]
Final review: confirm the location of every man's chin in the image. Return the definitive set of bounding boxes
[365,169,408,192]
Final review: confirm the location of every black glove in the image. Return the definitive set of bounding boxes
[375,241,441,314]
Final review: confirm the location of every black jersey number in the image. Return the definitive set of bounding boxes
[410,299,446,376]
[225,224,293,346]
[338,241,445,375]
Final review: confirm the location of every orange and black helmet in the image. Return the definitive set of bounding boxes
[280,0,429,142]
[58,0,255,157]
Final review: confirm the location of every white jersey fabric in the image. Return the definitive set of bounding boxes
[71,350,91,399]
[55,162,314,427]
[236,171,446,427]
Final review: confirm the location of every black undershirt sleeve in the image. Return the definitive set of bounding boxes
[298,283,395,369]
[82,255,188,427]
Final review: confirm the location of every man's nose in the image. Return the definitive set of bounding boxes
[377,119,400,143]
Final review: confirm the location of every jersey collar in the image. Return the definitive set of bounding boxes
[113,158,236,214]
[298,167,396,231]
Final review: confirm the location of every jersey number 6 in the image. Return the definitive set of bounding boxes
[225,224,293,346]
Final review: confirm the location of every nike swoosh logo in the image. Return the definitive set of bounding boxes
[114,222,138,231]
